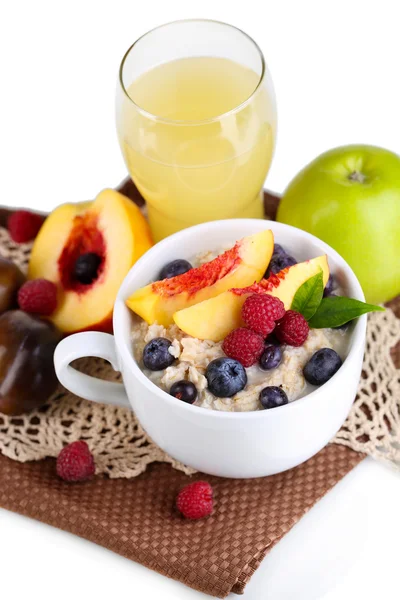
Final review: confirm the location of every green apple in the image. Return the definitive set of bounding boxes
[277,145,400,304]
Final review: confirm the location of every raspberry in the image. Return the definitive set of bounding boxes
[7,210,44,243]
[242,293,285,336]
[176,481,213,519]
[18,278,58,315]
[275,310,309,347]
[222,327,264,367]
[56,441,95,482]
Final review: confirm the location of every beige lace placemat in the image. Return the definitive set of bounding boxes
[1,226,400,477]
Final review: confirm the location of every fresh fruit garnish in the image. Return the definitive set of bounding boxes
[265,248,297,278]
[222,328,264,368]
[73,252,102,285]
[0,310,61,415]
[56,440,95,482]
[260,386,289,409]
[259,344,282,371]
[170,380,197,404]
[29,189,153,333]
[275,310,309,346]
[0,256,26,313]
[205,357,247,397]
[173,255,328,342]
[242,293,285,336]
[143,337,175,371]
[176,481,213,520]
[7,210,44,243]
[303,348,343,386]
[126,229,274,326]
[250,255,329,307]
[272,244,286,256]
[159,259,192,280]
[277,144,400,304]
[18,279,58,316]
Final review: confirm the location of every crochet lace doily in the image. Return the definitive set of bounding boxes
[0,226,399,477]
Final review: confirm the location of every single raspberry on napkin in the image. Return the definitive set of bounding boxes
[176,481,213,519]
[242,293,285,336]
[275,310,309,347]
[18,278,58,316]
[222,327,264,367]
[56,441,96,482]
[7,210,44,243]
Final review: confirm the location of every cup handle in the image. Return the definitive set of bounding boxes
[54,332,130,409]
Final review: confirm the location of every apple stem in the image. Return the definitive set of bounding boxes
[348,171,366,184]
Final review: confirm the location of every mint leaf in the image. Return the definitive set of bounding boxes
[308,296,384,328]
[291,271,324,320]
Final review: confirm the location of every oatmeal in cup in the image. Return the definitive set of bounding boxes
[129,240,349,412]
[55,220,368,478]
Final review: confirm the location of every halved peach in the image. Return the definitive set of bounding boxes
[126,230,274,326]
[29,189,153,333]
[173,255,329,341]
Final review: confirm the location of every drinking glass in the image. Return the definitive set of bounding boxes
[116,19,277,241]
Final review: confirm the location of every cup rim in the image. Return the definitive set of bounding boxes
[114,219,367,420]
[118,18,266,126]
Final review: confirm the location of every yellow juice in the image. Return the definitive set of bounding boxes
[119,57,275,241]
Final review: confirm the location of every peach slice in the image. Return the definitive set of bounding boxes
[126,230,274,326]
[29,189,153,333]
[173,255,329,341]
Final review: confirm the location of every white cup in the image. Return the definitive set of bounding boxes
[54,219,366,478]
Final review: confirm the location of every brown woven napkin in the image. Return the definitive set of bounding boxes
[0,183,386,597]
[0,445,363,597]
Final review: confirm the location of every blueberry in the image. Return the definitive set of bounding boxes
[206,357,247,398]
[159,259,192,280]
[323,274,336,297]
[273,244,287,256]
[265,253,297,278]
[143,337,175,371]
[303,348,342,386]
[259,344,282,370]
[170,380,197,404]
[73,252,102,284]
[260,386,288,409]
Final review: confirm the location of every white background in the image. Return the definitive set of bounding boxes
[1,1,400,598]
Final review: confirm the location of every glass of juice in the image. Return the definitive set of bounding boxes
[116,19,276,241]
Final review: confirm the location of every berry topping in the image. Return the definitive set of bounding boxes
[17,278,58,316]
[259,344,282,370]
[206,357,247,397]
[260,386,289,409]
[176,480,213,519]
[7,210,44,243]
[159,259,192,280]
[143,337,175,371]
[323,274,336,297]
[275,310,309,347]
[272,243,287,256]
[73,252,102,285]
[56,440,95,482]
[222,327,264,367]
[303,348,343,386]
[170,380,197,404]
[242,293,285,336]
[265,253,297,278]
